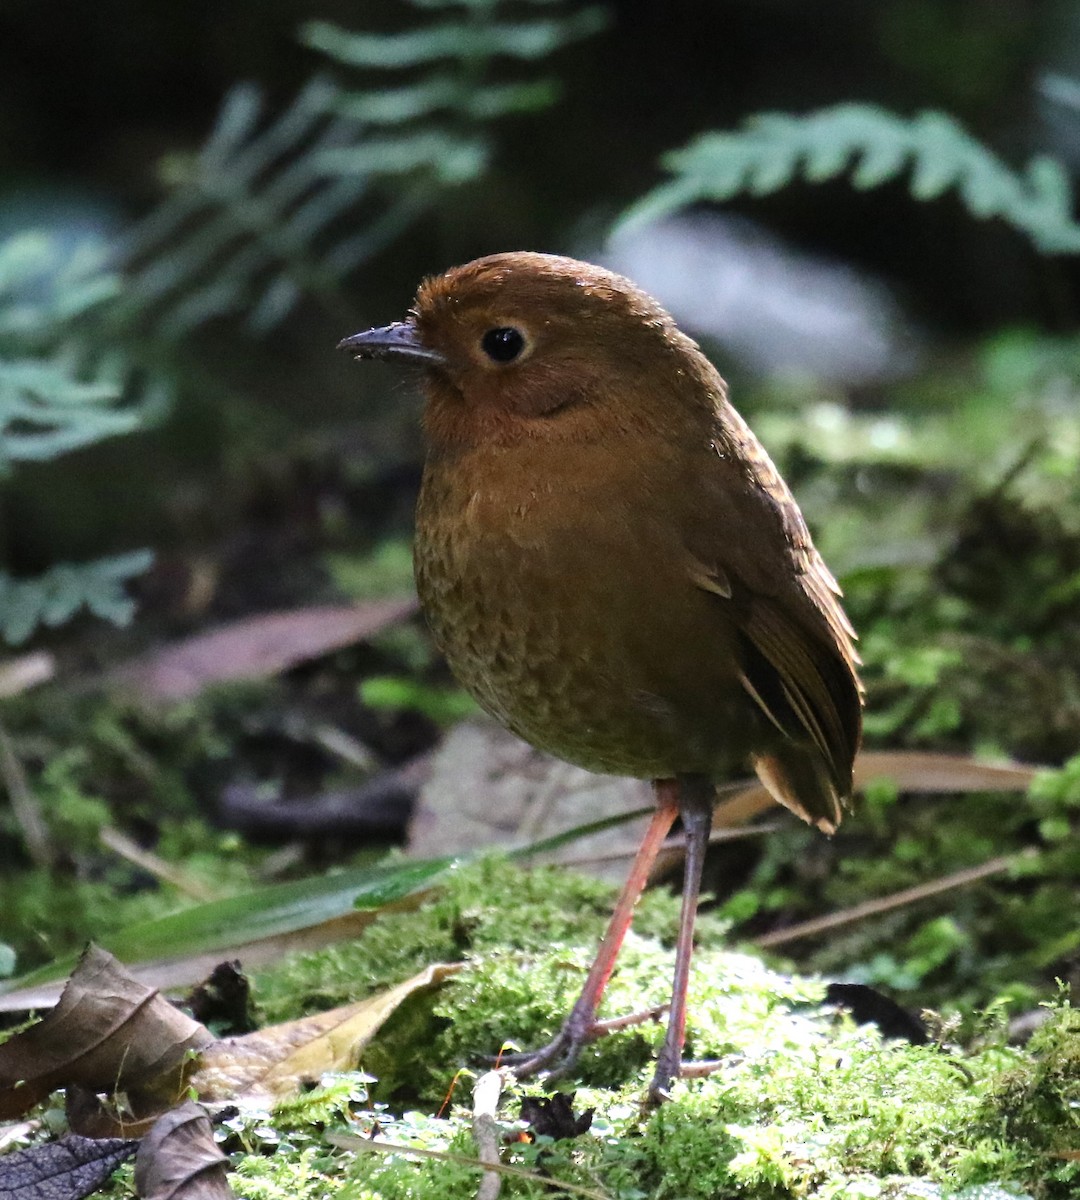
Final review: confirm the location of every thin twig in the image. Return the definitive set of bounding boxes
[327,1132,609,1200]
[753,854,1019,948]
[472,1070,505,1200]
[99,826,221,901]
[0,718,55,867]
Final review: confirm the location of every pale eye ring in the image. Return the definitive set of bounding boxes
[481,326,526,363]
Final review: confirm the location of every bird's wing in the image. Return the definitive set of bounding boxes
[686,402,862,826]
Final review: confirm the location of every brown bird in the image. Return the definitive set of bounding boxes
[339,252,862,1101]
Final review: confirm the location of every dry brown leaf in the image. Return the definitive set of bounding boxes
[11,956,457,1135]
[134,1102,233,1200]
[410,718,653,882]
[65,1082,172,1140]
[113,599,418,702]
[714,749,1042,828]
[0,945,213,1121]
[414,724,1043,878]
[192,962,460,1101]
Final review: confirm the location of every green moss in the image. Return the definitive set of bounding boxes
[236,859,1076,1198]
[974,998,1080,1192]
[255,859,623,1018]
[0,870,175,972]
[232,1148,346,1199]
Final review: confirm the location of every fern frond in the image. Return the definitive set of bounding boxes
[0,234,151,471]
[302,9,607,69]
[113,2,604,340]
[0,552,154,646]
[0,358,140,467]
[0,233,120,342]
[118,77,358,338]
[2,1,605,643]
[317,130,490,182]
[620,104,1080,254]
[333,77,560,125]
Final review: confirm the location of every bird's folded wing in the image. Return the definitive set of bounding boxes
[737,594,859,796]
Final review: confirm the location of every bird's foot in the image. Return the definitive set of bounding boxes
[498,1002,669,1081]
[645,1056,724,1107]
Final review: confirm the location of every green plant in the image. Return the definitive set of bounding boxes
[1,0,605,647]
[0,233,157,644]
[621,103,1080,253]
[118,0,606,339]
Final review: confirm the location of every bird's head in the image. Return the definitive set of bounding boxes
[338,252,724,449]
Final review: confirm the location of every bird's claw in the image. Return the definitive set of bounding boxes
[495,1003,671,1081]
[495,1027,586,1080]
[644,1056,725,1108]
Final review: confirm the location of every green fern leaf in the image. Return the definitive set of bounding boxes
[619,103,1080,256]
[0,234,119,340]
[318,131,489,182]
[334,77,558,125]
[851,138,909,189]
[0,234,150,471]
[907,112,966,199]
[1,0,605,642]
[302,10,607,68]
[0,551,153,646]
[747,141,798,194]
[662,136,749,200]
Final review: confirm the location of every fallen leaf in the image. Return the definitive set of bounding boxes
[714,749,1041,827]
[193,962,460,1101]
[0,1132,136,1200]
[134,1102,233,1200]
[113,599,418,702]
[410,718,654,882]
[414,724,1043,876]
[0,950,458,1139]
[65,1083,165,1141]
[0,945,213,1120]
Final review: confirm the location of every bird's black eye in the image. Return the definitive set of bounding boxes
[481,326,526,363]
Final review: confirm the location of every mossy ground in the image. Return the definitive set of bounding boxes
[196,858,1080,1200]
[3,331,1080,1199]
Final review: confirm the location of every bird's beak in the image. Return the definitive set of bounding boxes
[336,322,444,367]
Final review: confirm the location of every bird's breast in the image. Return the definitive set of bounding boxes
[413,442,752,779]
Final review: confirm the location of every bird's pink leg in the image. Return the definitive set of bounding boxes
[505,780,680,1078]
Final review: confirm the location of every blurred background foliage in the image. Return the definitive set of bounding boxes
[2,0,1080,1029]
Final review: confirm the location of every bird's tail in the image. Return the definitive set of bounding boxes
[751,746,848,835]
